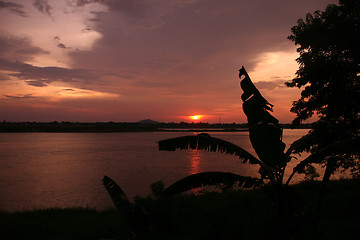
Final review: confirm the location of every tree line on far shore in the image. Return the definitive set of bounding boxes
[0,121,312,132]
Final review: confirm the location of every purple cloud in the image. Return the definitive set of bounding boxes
[33,0,52,16]
[57,43,69,49]
[255,80,287,90]
[0,58,100,87]
[0,1,27,17]
[75,0,106,7]
[25,80,48,87]
[0,34,49,62]
[4,94,36,99]
[53,36,71,49]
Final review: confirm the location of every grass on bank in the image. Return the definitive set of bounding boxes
[1,179,359,240]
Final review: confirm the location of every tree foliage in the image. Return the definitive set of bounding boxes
[287,0,360,176]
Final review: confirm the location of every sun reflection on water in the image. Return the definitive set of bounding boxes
[190,149,201,175]
[188,149,202,195]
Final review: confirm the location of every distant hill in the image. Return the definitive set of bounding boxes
[137,119,161,124]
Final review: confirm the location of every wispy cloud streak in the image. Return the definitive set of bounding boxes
[0,1,27,17]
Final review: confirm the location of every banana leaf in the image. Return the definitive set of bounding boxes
[249,123,286,168]
[285,137,360,184]
[163,171,263,196]
[158,133,263,165]
[239,66,274,112]
[285,131,315,159]
[102,176,148,237]
[239,67,287,170]
[102,175,131,211]
[242,96,279,125]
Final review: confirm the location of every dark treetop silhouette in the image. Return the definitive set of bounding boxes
[286,0,360,186]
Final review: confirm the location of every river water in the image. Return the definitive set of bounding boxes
[0,129,347,212]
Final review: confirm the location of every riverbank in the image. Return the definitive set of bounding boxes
[1,179,359,239]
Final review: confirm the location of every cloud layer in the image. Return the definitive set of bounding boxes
[0,0,337,122]
[0,0,27,17]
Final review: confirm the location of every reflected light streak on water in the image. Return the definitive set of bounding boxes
[190,150,201,175]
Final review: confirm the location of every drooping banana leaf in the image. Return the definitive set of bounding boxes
[102,175,131,211]
[297,137,360,171]
[158,133,263,165]
[162,171,263,196]
[285,137,360,185]
[102,176,149,237]
[284,131,315,159]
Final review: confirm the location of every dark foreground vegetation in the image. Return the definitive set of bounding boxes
[1,179,359,240]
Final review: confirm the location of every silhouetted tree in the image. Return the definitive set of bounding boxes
[287,0,360,189]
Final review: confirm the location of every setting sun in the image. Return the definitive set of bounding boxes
[190,115,202,120]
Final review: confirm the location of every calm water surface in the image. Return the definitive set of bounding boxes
[0,130,345,212]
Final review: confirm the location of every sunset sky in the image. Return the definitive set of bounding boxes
[0,0,337,123]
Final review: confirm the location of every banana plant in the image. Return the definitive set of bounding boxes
[155,67,323,238]
[157,67,312,195]
[102,67,325,237]
[102,67,322,205]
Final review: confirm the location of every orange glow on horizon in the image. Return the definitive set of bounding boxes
[189,115,202,121]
